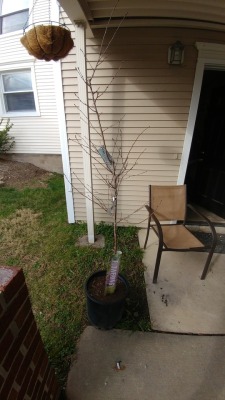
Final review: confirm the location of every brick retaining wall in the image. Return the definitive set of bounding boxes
[0,266,61,399]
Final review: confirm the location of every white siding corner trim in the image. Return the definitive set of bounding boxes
[52,0,74,223]
[53,60,75,223]
[75,22,95,243]
[178,42,225,184]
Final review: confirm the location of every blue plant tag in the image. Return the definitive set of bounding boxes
[98,146,113,168]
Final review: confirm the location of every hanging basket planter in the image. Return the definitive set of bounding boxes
[20,23,74,62]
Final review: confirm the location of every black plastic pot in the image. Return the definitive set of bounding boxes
[85,270,129,330]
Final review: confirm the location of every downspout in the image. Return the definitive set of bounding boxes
[75,21,95,243]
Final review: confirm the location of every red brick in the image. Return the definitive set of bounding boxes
[39,355,49,379]
[0,267,59,400]
[11,350,24,373]
[42,363,51,386]
[38,361,54,399]
[0,300,3,317]
[32,341,44,366]
[0,373,4,390]
[37,377,48,399]
[0,284,29,337]
[32,379,42,399]
[7,387,18,400]
[3,311,33,371]
[51,380,61,399]
[17,367,33,400]
[27,372,38,397]
[23,320,37,349]
[1,350,26,399]
[47,371,56,394]
[2,350,23,385]
[42,391,48,400]
[0,328,14,363]
[46,368,54,388]
[15,297,32,330]
[15,331,39,385]
[40,364,51,393]
[26,346,46,397]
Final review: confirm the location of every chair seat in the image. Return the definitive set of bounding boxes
[144,185,217,282]
[154,224,204,250]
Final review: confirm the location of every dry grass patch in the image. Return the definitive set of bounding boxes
[0,208,43,262]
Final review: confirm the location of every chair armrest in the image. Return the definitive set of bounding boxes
[187,204,217,247]
[145,205,164,241]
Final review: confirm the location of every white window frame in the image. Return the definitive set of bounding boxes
[0,0,30,37]
[0,63,40,117]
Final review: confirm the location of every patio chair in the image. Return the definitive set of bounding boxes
[144,185,217,283]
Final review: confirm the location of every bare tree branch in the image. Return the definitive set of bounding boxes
[65,172,109,212]
[72,3,149,254]
[117,204,146,223]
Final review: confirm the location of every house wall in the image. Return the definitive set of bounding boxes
[0,0,63,172]
[62,24,225,226]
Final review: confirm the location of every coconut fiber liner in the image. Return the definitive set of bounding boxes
[20,25,74,61]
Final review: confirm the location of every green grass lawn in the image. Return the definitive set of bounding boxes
[0,174,150,388]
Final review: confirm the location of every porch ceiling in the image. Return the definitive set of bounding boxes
[59,0,225,33]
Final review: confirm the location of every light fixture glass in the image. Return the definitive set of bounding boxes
[168,41,184,65]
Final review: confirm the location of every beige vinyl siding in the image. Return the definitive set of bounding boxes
[30,0,51,23]
[0,33,29,62]
[62,25,225,226]
[0,0,61,154]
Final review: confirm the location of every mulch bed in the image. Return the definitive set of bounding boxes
[0,158,52,189]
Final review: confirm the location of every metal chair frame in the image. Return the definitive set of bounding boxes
[144,185,217,283]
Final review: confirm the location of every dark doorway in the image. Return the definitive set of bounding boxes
[185,69,225,218]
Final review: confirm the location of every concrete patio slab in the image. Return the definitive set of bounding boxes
[66,326,225,400]
[138,229,225,334]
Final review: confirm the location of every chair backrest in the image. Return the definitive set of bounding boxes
[150,185,187,221]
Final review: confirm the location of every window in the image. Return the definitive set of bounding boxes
[0,0,29,34]
[0,69,36,113]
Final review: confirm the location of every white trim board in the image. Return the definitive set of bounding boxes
[52,0,75,223]
[53,60,75,223]
[75,22,95,243]
[178,42,225,184]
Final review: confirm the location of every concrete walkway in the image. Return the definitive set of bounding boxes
[66,327,225,400]
[139,228,225,334]
[66,224,225,399]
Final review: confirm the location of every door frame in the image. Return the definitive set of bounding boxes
[178,42,225,184]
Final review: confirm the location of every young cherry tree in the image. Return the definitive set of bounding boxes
[71,5,149,292]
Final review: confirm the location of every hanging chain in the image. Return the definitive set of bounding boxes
[57,0,66,26]
[23,0,39,30]
[23,0,67,31]
[48,0,51,24]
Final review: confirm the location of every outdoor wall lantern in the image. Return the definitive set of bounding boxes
[168,41,184,65]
